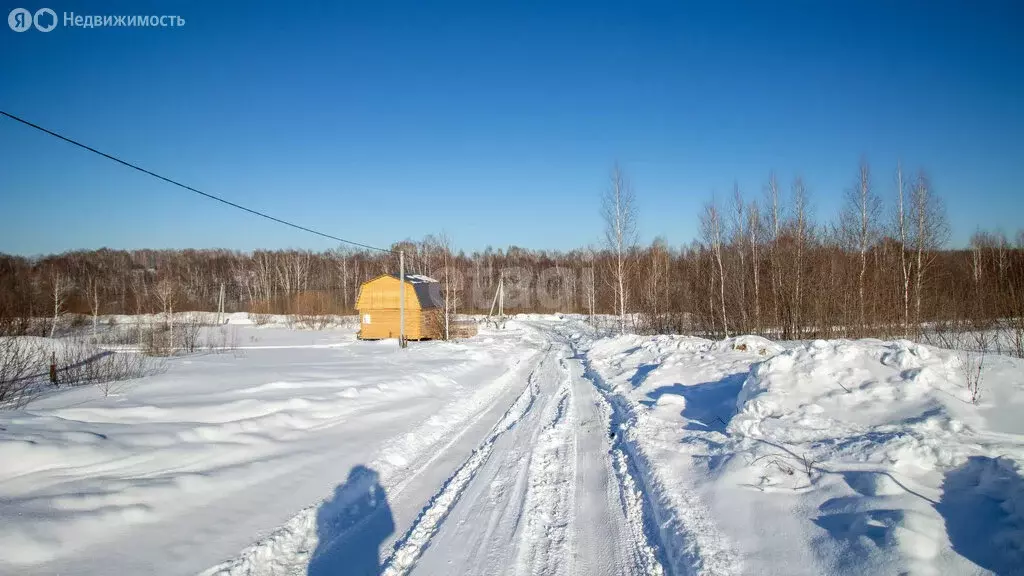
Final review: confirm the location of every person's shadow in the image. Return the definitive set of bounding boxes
[308,465,395,576]
[936,456,1024,575]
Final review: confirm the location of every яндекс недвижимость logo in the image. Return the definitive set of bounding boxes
[8,8,184,32]
[8,8,57,32]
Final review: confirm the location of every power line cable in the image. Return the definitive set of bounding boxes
[0,110,391,253]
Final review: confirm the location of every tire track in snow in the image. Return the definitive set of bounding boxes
[523,323,669,575]
[522,324,670,575]
[592,363,737,576]
[379,359,544,576]
[606,409,669,574]
[585,354,737,573]
[565,328,740,576]
[512,353,576,576]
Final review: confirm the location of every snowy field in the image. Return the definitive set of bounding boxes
[1,316,1023,575]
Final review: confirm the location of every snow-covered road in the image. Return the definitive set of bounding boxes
[204,322,671,576]
[5,316,1022,575]
[197,319,679,573]
[404,334,665,576]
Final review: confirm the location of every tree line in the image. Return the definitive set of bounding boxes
[1,161,1022,351]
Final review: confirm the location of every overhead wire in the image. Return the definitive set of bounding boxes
[0,110,392,253]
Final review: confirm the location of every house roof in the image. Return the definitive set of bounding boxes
[363,273,444,309]
[405,274,438,284]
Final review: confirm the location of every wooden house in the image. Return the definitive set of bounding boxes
[355,274,444,340]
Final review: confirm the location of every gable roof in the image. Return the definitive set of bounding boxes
[360,273,444,309]
[411,280,444,309]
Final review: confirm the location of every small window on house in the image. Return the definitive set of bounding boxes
[363,314,371,324]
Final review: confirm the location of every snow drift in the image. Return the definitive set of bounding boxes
[727,338,1024,575]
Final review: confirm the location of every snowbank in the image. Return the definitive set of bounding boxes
[714,335,785,357]
[582,324,1024,576]
[726,338,1024,574]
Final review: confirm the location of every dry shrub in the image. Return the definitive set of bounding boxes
[0,314,31,337]
[289,291,337,330]
[0,337,42,408]
[421,310,477,340]
[423,308,446,340]
[141,326,174,357]
[180,313,204,353]
[95,325,137,346]
[205,326,241,355]
[249,299,274,326]
[53,337,166,396]
[1005,316,1024,359]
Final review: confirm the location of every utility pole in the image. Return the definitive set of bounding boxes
[217,283,225,325]
[498,276,504,320]
[486,275,506,329]
[399,250,406,348]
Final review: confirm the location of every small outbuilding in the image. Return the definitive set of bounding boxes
[355,274,444,340]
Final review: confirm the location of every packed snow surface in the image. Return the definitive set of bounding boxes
[2,316,1023,575]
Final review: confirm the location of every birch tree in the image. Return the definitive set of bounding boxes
[49,271,70,338]
[748,200,763,333]
[911,172,948,326]
[436,233,457,340]
[86,273,102,340]
[732,184,748,333]
[767,172,782,334]
[601,165,637,334]
[893,162,911,337]
[701,199,729,337]
[155,279,177,350]
[841,160,881,335]
[791,177,810,337]
[583,246,597,325]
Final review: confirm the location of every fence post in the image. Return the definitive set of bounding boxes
[49,352,58,385]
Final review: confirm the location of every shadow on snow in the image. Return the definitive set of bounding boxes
[640,372,747,433]
[629,363,660,388]
[308,465,395,576]
[936,456,1024,576]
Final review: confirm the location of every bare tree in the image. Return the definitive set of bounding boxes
[732,184,748,333]
[893,161,911,337]
[911,172,949,326]
[748,200,763,333]
[642,237,671,332]
[437,233,457,340]
[766,172,782,334]
[86,273,102,341]
[701,198,729,337]
[129,273,148,349]
[791,177,810,337]
[841,160,881,335]
[601,164,638,334]
[583,246,597,325]
[155,279,177,350]
[48,270,70,338]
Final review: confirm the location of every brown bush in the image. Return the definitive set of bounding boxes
[248,299,274,326]
[289,291,339,330]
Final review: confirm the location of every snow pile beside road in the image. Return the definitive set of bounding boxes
[725,338,1024,575]
[714,335,784,357]
[580,324,1024,576]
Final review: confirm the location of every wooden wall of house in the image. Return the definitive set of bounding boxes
[355,276,423,311]
[356,276,441,340]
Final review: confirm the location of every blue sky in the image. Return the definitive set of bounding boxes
[1,0,1022,255]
